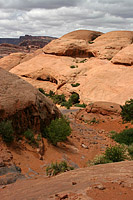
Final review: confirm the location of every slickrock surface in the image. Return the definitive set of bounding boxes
[9,54,133,105]
[0,161,133,200]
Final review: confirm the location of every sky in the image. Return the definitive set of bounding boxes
[0,0,132,38]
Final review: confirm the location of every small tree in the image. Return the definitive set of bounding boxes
[120,99,133,122]
[43,117,71,146]
[0,120,14,144]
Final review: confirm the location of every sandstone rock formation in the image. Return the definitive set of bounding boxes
[112,44,133,66]
[76,101,121,123]
[0,67,60,133]
[9,54,133,105]
[61,30,103,41]
[91,31,133,59]
[0,53,26,71]
[43,30,133,60]
[0,49,43,71]
[43,30,103,57]
[0,30,133,105]
[0,161,133,200]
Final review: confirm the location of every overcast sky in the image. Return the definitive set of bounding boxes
[0,0,132,38]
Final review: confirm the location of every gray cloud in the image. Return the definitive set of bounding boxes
[0,0,132,38]
[0,0,81,10]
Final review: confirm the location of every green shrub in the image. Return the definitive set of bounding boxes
[89,117,99,124]
[104,145,127,162]
[0,120,14,144]
[80,59,87,63]
[37,134,42,141]
[61,101,72,109]
[69,93,79,104]
[52,94,66,104]
[43,117,71,146]
[46,161,74,176]
[70,65,78,68]
[88,41,94,44]
[128,144,133,159]
[120,99,133,122]
[92,155,112,165]
[49,90,55,97]
[111,128,133,145]
[38,88,47,95]
[75,103,87,108]
[71,83,80,87]
[24,129,36,143]
[91,145,128,165]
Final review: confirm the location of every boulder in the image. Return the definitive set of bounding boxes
[111,44,133,66]
[0,67,61,134]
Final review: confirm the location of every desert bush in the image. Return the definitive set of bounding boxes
[128,144,133,159]
[89,117,99,124]
[43,117,71,146]
[80,59,87,63]
[52,94,66,104]
[88,41,94,44]
[92,154,112,165]
[70,65,78,68]
[104,145,127,162]
[24,129,36,143]
[46,161,74,176]
[0,120,14,144]
[111,128,133,145]
[71,83,80,87]
[69,93,79,104]
[38,88,47,95]
[120,99,133,122]
[61,101,72,109]
[91,145,128,165]
[75,103,87,108]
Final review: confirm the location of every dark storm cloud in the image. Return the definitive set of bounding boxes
[0,0,132,38]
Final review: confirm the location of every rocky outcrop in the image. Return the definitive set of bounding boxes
[85,101,121,116]
[0,67,61,134]
[0,165,24,185]
[0,161,133,199]
[0,52,26,71]
[61,30,103,41]
[0,49,43,71]
[91,31,133,59]
[43,30,133,59]
[111,44,133,66]
[8,54,133,105]
[43,30,103,57]
[76,101,121,123]
[0,43,26,58]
